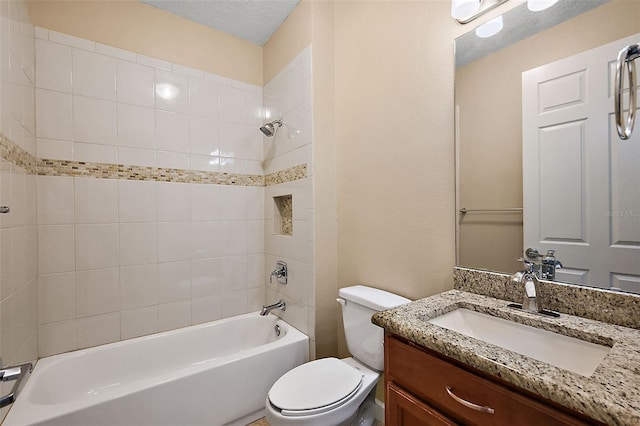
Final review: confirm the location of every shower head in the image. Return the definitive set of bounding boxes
[259,119,282,137]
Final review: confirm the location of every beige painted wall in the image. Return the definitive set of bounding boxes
[335,0,455,304]
[28,0,263,86]
[457,0,640,274]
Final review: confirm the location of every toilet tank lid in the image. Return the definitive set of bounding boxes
[338,285,411,311]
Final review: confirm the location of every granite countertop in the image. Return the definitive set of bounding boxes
[372,289,640,425]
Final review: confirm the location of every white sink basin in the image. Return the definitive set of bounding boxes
[428,309,611,377]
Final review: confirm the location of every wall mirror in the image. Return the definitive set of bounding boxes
[455,0,640,293]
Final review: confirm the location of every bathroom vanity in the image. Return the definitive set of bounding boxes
[373,269,640,426]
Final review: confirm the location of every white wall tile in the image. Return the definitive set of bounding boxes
[73,95,116,145]
[73,142,117,163]
[36,89,72,141]
[220,290,247,318]
[248,287,265,312]
[76,312,120,349]
[117,103,155,149]
[188,116,219,156]
[120,264,158,309]
[34,26,48,40]
[219,122,263,160]
[191,258,222,297]
[35,39,71,92]
[247,254,265,288]
[118,180,156,223]
[158,300,191,332]
[75,268,119,317]
[191,222,222,259]
[37,176,74,225]
[246,187,264,221]
[189,78,219,119]
[38,225,75,274]
[157,182,189,222]
[49,30,95,51]
[220,256,248,293]
[38,320,75,357]
[189,154,219,172]
[72,49,115,101]
[119,223,157,266]
[172,63,202,79]
[155,69,188,114]
[217,221,247,257]
[156,151,189,170]
[157,222,190,262]
[97,43,136,62]
[220,85,252,125]
[121,305,158,339]
[247,220,264,255]
[74,177,118,224]
[191,295,220,325]
[37,272,75,324]
[136,54,171,71]
[75,223,119,270]
[155,110,188,153]
[117,147,155,167]
[218,186,245,220]
[37,138,72,160]
[190,184,219,222]
[116,60,154,107]
[157,261,191,303]
[219,157,245,174]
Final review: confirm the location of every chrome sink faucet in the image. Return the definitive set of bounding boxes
[512,258,542,314]
[260,300,286,316]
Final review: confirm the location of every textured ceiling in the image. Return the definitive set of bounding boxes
[455,0,609,67]
[139,0,300,46]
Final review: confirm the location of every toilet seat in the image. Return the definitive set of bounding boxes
[268,358,364,417]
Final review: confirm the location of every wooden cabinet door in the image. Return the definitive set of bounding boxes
[387,382,458,426]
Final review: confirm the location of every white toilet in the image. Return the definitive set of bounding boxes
[265,285,411,426]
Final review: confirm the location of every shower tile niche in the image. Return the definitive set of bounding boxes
[273,195,293,236]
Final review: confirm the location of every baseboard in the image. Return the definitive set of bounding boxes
[374,398,385,425]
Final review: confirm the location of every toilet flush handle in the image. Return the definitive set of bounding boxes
[336,297,346,306]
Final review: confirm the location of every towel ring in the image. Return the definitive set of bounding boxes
[615,43,640,140]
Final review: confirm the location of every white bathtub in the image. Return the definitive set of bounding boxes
[4,312,308,426]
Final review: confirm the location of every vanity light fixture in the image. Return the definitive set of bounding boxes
[451,0,509,24]
[475,15,504,38]
[527,0,559,12]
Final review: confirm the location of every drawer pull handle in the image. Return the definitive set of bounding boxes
[445,386,495,414]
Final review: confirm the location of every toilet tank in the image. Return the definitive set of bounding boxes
[338,285,410,371]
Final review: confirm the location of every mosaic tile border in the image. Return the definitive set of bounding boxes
[454,267,640,329]
[0,133,307,187]
[265,164,307,186]
[0,134,38,174]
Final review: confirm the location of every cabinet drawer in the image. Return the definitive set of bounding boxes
[386,335,588,426]
[387,382,458,426]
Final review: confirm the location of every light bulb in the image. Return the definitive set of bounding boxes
[452,0,481,20]
[475,15,504,38]
[527,0,559,12]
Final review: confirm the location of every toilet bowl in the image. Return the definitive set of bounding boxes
[265,286,411,426]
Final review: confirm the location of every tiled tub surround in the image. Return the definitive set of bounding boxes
[262,46,315,357]
[29,27,314,357]
[34,26,263,174]
[373,271,640,425]
[0,0,38,378]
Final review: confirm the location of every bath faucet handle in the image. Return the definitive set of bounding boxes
[270,261,288,285]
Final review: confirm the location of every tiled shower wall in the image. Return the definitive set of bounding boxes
[34,28,268,357]
[263,47,315,356]
[0,0,37,420]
